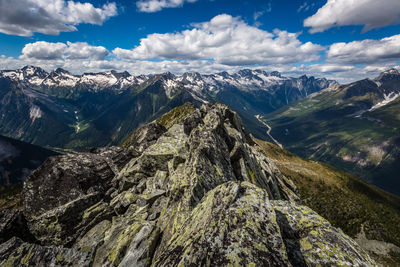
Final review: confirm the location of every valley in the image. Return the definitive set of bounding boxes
[264,69,400,196]
[0,66,334,151]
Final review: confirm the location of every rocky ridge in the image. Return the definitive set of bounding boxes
[0,104,374,266]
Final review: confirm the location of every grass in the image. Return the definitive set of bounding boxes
[257,139,400,266]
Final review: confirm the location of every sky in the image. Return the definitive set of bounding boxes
[0,0,399,83]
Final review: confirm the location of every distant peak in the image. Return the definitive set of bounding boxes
[21,65,47,77]
[160,71,175,79]
[54,68,70,74]
[111,70,131,78]
[376,68,400,82]
[217,71,230,78]
[270,71,281,77]
[21,65,44,72]
[382,68,399,75]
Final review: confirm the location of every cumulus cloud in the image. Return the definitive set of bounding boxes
[0,0,117,37]
[21,41,67,60]
[304,0,400,33]
[21,41,110,61]
[65,42,109,60]
[136,0,197,13]
[113,14,323,65]
[327,34,400,64]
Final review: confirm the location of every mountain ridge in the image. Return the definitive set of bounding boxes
[0,66,336,151]
[0,103,375,266]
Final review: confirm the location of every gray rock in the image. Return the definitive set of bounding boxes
[1,103,375,266]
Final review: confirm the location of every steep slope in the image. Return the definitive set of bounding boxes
[0,77,78,148]
[257,140,400,266]
[0,135,58,185]
[0,66,334,150]
[0,104,374,266]
[264,69,400,196]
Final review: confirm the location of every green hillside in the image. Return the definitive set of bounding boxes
[257,140,400,266]
[264,79,400,196]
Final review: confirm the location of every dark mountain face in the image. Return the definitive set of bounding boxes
[264,69,400,196]
[0,135,58,185]
[0,66,335,150]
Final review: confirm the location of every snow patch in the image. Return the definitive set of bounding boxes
[368,92,400,112]
[29,105,42,122]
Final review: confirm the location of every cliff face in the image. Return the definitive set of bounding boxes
[0,104,374,266]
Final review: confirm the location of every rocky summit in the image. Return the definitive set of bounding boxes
[0,104,375,266]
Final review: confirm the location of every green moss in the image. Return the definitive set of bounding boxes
[56,252,64,262]
[108,223,144,265]
[20,245,34,265]
[248,169,256,184]
[155,102,195,129]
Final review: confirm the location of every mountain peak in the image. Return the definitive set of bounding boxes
[110,70,131,79]
[54,68,70,75]
[270,71,282,77]
[21,65,47,77]
[382,68,399,75]
[376,68,400,82]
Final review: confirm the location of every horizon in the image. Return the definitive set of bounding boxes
[2,64,399,85]
[0,0,399,83]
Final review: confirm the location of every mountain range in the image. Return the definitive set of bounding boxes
[1,66,399,197]
[0,66,335,150]
[264,69,400,196]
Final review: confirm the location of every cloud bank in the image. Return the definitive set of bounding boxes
[113,14,323,65]
[0,0,117,36]
[304,0,400,33]
[1,14,399,84]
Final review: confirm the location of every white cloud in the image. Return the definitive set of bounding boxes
[0,0,117,37]
[4,13,400,84]
[21,41,110,61]
[65,42,109,60]
[21,41,67,60]
[136,0,197,13]
[113,14,323,66]
[297,2,314,13]
[327,34,400,64]
[304,0,400,33]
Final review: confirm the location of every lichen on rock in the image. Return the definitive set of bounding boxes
[0,103,376,266]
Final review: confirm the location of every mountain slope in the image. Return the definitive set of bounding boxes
[257,140,400,266]
[264,69,400,196]
[0,104,374,266]
[0,66,335,150]
[0,135,58,185]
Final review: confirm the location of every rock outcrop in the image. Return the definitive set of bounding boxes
[0,103,375,266]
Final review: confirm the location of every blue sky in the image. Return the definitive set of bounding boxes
[0,0,399,82]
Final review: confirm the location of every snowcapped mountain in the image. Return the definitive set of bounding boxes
[0,66,336,97]
[0,65,336,150]
[0,66,149,92]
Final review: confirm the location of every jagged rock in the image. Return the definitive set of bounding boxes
[0,209,35,243]
[0,237,92,266]
[1,103,375,266]
[273,201,374,266]
[120,122,167,155]
[22,147,133,246]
